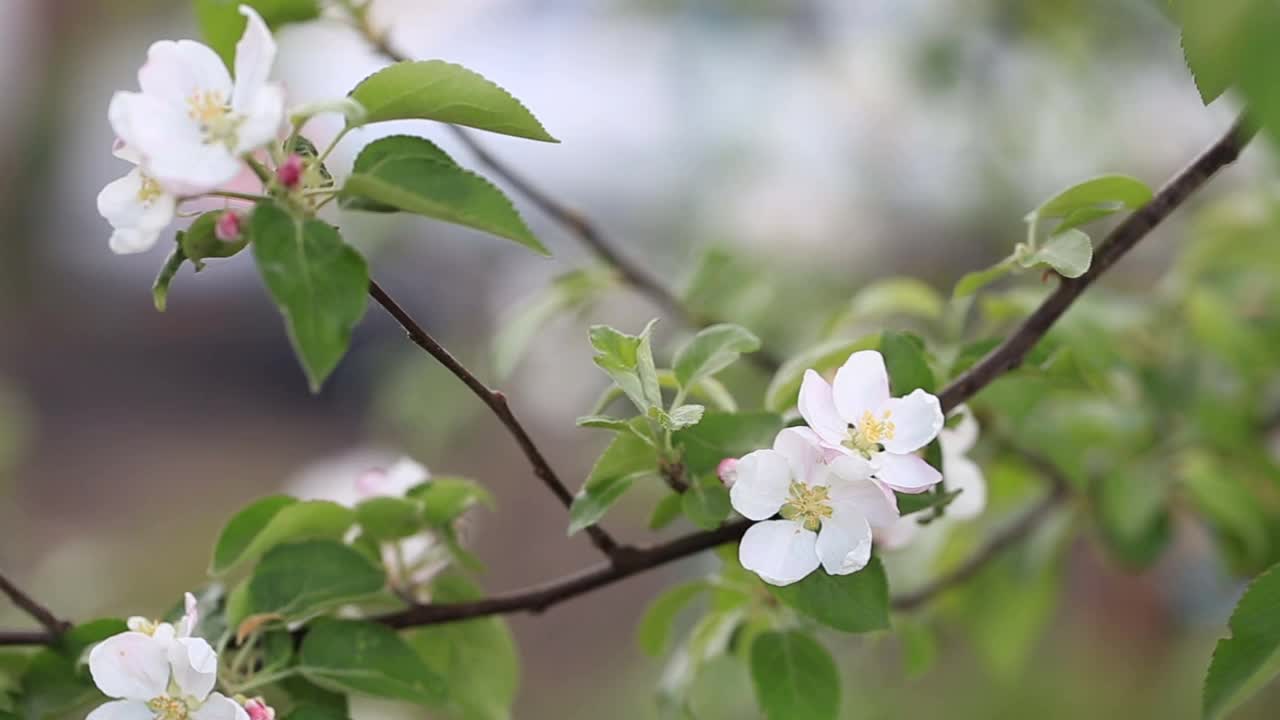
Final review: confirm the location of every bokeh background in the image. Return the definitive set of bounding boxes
[0,0,1276,718]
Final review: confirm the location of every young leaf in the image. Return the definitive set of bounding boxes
[749,631,841,720]
[953,258,1016,298]
[299,619,445,705]
[576,415,632,432]
[673,412,784,475]
[637,581,710,657]
[249,540,385,619]
[1017,229,1093,278]
[195,0,321,67]
[355,497,423,542]
[568,432,655,534]
[588,320,662,413]
[211,496,355,574]
[1203,563,1280,719]
[251,203,369,392]
[1029,174,1153,227]
[657,404,706,432]
[340,157,546,255]
[152,243,187,312]
[681,475,731,530]
[767,558,890,633]
[347,61,558,141]
[649,491,684,530]
[410,476,495,526]
[672,324,761,389]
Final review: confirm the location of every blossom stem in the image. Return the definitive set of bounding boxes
[316,126,352,167]
[204,190,271,203]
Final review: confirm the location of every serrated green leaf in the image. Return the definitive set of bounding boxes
[749,631,841,720]
[673,411,783,475]
[764,336,879,412]
[211,496,355,574]
[355,496,423,542]
[767,558,890,633]
[1029,174,1153,224]
[411,476,495,526]
[672,324,761,389]
[637,581,710,657]
[568,432,655,534]
[340,156,546,255]
[251,202,369,392]
[658,404,706,432]
[1204,563,1280,719]
[249,540,385,619]
[196,0,321,67]
[299,619,445,705]
[1018,229,1093,278]
[588,320,662,413]
[341,135,458,214]
[347,61,557,142]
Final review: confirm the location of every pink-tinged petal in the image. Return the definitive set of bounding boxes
[113,139,142,164]
[729,449,792,521]
[86,700,155,720]
[829,476,899,530]
[88,632,170,700]
[169,637,217,701]
[815,508,873,575]
[180,164,263,213]
[112,93,240,194]
[772,427,824,486]
[738,520,820,586]
[139,40,232,105]
[942,405,979,455]
[943,455,986,520]
[108,92,144,151]
[192,693,251,720]
[832,350,890,424]
[875,516,922,551]
[233,84,286,154]
[176,592,199,637]
[232,5,277,112]
[879,389,943,454]
[875,452,942,493]
[798,370,847,445]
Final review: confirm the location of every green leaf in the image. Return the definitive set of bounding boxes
[657,404,706,432]
[355,497,423,542]
[879,330,935,395]
[283,704,350,720]
[637,581,710,657]
[575,415,632,431]
[1204,563,1280,719]
[649,491,684,530]
[681,475,731,530]
[588,320,662,413]
[152,243,187,312]
[340,135,458,213]
[953,259,1016,298]
[251,202,369,392]
[767,558,890,633]
[764,336,879,412]
[493,267,617,378]
[411,476,495,526]
[340,156,545,255]
[1094,466,1171,569]
[673,412,783,475]
[827,277,945,333]
[1017,229,1093,278]
[749,631,841,720]
[568,431,655,534]
[249,540,385,619]
[211,496,355,574]
[1029,174,1153,227]
[18,649,99,720]
[672,324,761,389]
[299,619,445,705]
[347,61,558,142]
[405,573,519,720]
[181,211,248,268]
[195,0,321,67]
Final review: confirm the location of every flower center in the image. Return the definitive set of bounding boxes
[186,90,240,149]
[147,695,192,720]
[843,410,894,457]
[779,481,833,532]
[136,176,164,207]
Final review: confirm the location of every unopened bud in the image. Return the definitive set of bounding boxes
[276,154,304,190]
[214,211,242,242]
[716,457,739,487]
[243,698,275,720]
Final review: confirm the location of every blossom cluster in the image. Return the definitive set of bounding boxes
[725,350,985,586]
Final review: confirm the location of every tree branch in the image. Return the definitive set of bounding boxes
[368,279,625,559]
[0,571,69,638]
[0,630,55,647]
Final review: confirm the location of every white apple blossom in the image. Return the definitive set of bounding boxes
[87,593,245,720]
[108,5,285,195]
[798,350,945,494]
[97,142,177,255]
[731,427,899,586]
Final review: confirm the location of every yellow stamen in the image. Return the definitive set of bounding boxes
[147,696,190,720]
[186,90,228,126]
[842,409,895,456]
[136,176,163,206]
[779,481,833,532]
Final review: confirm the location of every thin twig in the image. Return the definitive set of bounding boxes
[367,280,626,560]
[0,630,55,646]
[0,572,69,637]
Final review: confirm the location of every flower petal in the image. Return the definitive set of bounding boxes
[816,507,873,575]
[772,427,824,486]
[876,516,922,551]
[86,700,155,720]
[832,350,890,424]
[729,449,791,521]
[798,369,846,445]
[943,455,986,520]
[192,692,251,720]
[233,84,286,155]
[829,476,899,530]
[169,637,218,701]
[232,5,277,112]
[382,456,430,496]
[176,592,199,638]
[139,40,232,106]
[112,92,241,195]
[827,453,875,483]
[875,452,942,493]
[738,520,819,586]
[942,405,979,455]
[879,389,943,454]
[89,632,170,700]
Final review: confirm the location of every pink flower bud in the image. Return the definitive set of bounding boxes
[716,457,739,487]
[214,211,242,242]
[276,154,304,190]
[243,698,275,720]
